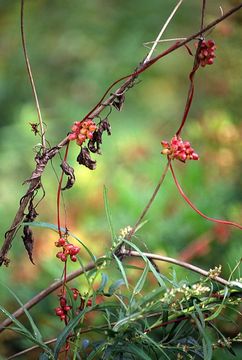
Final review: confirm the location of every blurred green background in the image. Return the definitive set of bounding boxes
[0,0,241,358]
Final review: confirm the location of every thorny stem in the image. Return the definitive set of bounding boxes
[1,3,242,266]
[0,250,235,332]
[144,0,183,63]
[170,163,242,231]
[20,0,46,151]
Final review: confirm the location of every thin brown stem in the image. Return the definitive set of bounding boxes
[129,160,171,239]
[200,0,207,31]
[20,0,46,151]
[120,250,230,286]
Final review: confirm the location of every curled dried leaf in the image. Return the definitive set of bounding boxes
[22,199,38,264]
[88,118,111,154]
[22,226,35,264]
[111,93,125,111]
[61,160,75,190]
[77,147,96,170]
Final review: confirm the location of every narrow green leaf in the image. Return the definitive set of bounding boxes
[133,263,149,295]
[205,287,229,322]
[134,220,148,233]
[123,239,168,288]
[0,281,42,341]
[97,273,109,293]
[113,254,129,289]
[54,307,90,357]
[103,186,116,243]
[108,279,125,296]
[0,304,30,334]
[126,344,152,360]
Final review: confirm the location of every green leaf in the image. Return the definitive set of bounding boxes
[54,307,90,357]
[108,279,125,296]
[103,185,116,244]
[205,287,229,322]
[0,281,42,342]
[126,343,152,360]
[123,239,168,288]
[97,273,109,293]
[113,254,129,289]
[133,263,149,295]
[0,304,30,335]
[192,311,212,360]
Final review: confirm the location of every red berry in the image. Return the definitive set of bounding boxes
[68,133,77,141]
[71,255,77,262]
[60,254,67,262]
[56,251,63,259]
[87,299,92,307]
[60,297,66,307]
[64,305,72,312]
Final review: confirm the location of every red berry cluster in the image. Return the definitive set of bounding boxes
[68,120,97,146]
[197,40,216,67]
[55,237,80,262]
[55,289,93,322]
[161,135,199,162]
[55,296,72,322]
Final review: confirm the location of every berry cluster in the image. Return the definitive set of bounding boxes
[55,237,80,262]
[55,289,93,322]
[197,40,216,67]
[55,296,72,322]
[161,135,199,162]
[68,120,97,146]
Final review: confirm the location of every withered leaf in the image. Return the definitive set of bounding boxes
[77,147,96,170]
[112,93,125,111]
[22,226,35,264]
[61,160,75,190]
[88,118,111,154]
[21,199,38,264]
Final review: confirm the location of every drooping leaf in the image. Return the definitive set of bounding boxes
[108,279,125,296]
[113,254,129,289]
[133,263,149,295]
[61,160,75,190]
[77,147,96,170]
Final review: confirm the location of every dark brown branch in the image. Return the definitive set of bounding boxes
[1,2,242,266]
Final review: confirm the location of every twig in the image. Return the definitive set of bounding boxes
[144,0,183,63]
[20,0,46,151]
[120,250,231,286]
[129,159,171,240]
[200,0,207,31]
[1,2,242,266]
[0,249,235,332]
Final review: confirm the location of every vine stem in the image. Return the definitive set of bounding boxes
[128,160,171,241]
[56,142,70,298]
[169,163,242,230]
[20,0,46,151]
[0,250,234,332]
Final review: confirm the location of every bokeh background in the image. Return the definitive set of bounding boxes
[0,0,241,358]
